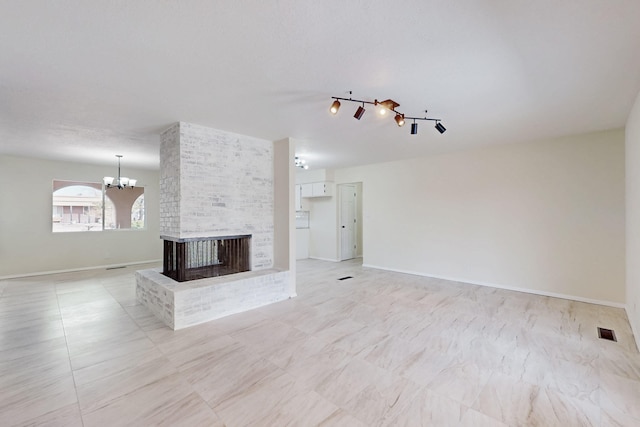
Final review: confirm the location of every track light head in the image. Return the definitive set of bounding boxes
[330,100,341,114]
[411,122,418,135]
[394,113,405,127]
[375,99,400,116]
[354,105,365,120]
[435,122,446,134]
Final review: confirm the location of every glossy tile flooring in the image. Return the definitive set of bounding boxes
[1,259,639,426]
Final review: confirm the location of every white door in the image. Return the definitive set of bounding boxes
[339,184,357,261]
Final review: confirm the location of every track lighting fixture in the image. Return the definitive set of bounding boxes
[330,100,341,114]
[329,92,446,136]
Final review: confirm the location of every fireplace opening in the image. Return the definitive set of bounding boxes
[162,235,251,282]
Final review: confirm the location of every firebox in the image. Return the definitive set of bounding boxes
[162,235,251,282]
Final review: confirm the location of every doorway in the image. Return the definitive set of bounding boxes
[338,183,362,261]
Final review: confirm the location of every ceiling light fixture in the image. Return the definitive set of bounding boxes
[329,93,446,136]
[103,155,137,189]
[295,156,309,169]
[375,99,400,116]
[330,100,341,114]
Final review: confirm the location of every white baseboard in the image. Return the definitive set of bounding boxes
[626,306,640,349]
[362,263,626,309]
[0,259,162,280]
[308,256,340,262]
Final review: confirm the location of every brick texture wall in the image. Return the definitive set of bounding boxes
[159,122,274,270]
[159,123,181,237]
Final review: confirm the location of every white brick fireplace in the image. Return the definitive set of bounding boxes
[136,122,296,330]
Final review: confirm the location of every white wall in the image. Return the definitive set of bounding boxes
[296,168,330,185]
[0,155,161,278]
[626,90,640,340]
[331,129,625,305]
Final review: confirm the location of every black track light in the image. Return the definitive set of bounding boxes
[354,105,365,120]
[394,113,405,127]
[435,122,446,134]
[411,121,418,135]
[330,100,341,114]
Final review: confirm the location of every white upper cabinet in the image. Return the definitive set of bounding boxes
[301,182,333,198]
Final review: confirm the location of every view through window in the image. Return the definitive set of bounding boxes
[52,180,144,232]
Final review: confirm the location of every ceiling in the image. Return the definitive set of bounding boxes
[1,1,640,171]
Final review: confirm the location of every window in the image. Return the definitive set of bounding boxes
[131,194,145,229]
[52,180,145,232]
[103,194,116,230]
[52,182,103,232]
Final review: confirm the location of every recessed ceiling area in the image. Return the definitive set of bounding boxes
[1,1,640,170]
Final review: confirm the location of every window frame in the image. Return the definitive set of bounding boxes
[52,179,145,233]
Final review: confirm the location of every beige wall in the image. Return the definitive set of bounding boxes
[273,138,297,296]
[0,155,162,277]
[327,129,625,305]
[626,89,640,340]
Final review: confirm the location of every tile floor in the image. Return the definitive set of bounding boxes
[1,259,639,426]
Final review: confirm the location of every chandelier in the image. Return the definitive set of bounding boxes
[103,155,137,189]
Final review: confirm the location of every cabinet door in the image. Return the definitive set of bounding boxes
[301,183,313,197]
[295,185,302,210]
[312,182,326,196]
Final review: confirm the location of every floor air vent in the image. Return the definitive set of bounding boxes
[597,327,617,342]
[338,276,353,281]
